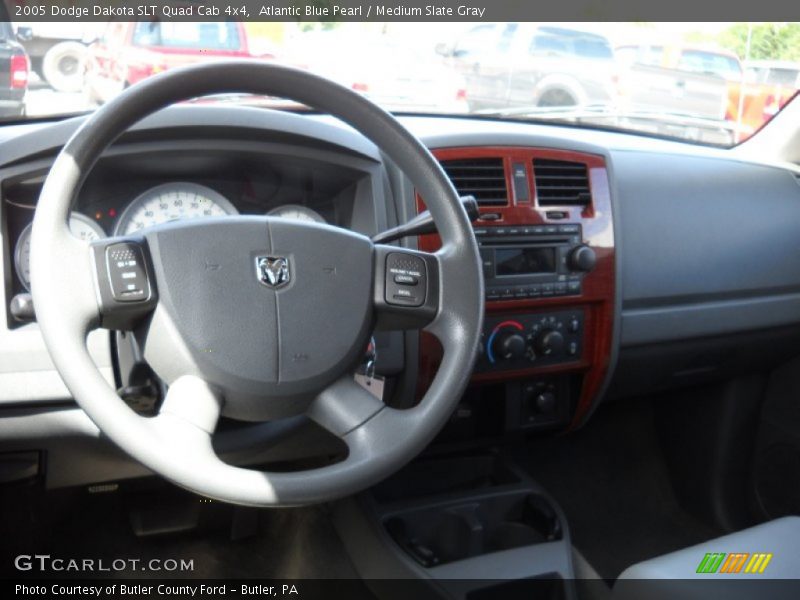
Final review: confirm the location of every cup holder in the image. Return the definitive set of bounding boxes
[489,522,544,551]
[385,492,562,567]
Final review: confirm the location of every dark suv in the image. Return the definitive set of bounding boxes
[0,16,28,118]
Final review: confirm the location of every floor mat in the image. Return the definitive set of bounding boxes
[511,399,722,580]
[0,484,372,587]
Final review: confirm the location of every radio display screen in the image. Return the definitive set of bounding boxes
[496,247,556,275]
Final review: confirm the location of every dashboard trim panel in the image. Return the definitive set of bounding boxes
[415,146,616,428]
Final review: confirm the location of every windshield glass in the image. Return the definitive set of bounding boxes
[4,20,799,146]
[131,22,242,51]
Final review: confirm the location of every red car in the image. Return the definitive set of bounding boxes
[84,21,270,105]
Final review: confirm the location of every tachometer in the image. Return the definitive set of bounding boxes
[114,183,238,235]
[14,212,105,291]
[266,204,325,223]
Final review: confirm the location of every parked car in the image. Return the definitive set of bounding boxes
[615,44,740,118]
[437,24,618,111]
[84,21,271,105]
[0,17,28,118]
[283,33,468,113]
[14,23,104,93]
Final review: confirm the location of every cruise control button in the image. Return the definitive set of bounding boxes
[385,252,426,307]
[393,274,418,285]
[105,243,150,302]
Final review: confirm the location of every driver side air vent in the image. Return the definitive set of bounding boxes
[533,158,591,206]
[439,158,508,206]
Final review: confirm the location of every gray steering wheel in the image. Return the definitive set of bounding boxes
[30,62,483,506]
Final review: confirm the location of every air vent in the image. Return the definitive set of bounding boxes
[533,158,591,206]
[439,158,508,206]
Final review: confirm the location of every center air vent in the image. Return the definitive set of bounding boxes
[533,158,591,206]
[439,158,508,206]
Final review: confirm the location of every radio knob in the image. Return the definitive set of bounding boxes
[493,332,526,360]
[535,329,565,357]
[536,391,557,414]
[569,245,597,272]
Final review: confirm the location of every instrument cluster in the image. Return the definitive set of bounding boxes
[8,180,329,293]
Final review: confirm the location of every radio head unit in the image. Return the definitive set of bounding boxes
[477,224,596,301]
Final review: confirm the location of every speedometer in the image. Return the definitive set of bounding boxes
[114,183,238,235]
[15,212,105,291]
[267,204,325,223]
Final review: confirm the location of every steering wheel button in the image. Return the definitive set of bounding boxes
[385,252,427,307]
[105,243,150,302]
[394,274,418,286]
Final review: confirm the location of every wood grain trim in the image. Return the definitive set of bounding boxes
[416,146,615,429]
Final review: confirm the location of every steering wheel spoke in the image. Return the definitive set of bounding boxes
[88,235,158,331]
[157,375,222,434]
[307,375,385,437]
[373,244,440,331]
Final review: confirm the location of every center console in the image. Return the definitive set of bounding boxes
[334,452,577,600]
[417,146,615,431]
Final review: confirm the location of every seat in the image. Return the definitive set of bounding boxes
[613,517,800,600]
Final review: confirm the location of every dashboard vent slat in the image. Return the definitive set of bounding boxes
[439,158,508,206]
[533,158,591,206]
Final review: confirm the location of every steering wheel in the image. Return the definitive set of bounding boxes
[29,62,483,506]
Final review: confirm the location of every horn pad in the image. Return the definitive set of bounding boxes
[140,217,374,420]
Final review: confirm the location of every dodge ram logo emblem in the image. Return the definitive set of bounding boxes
[256,256,290,288]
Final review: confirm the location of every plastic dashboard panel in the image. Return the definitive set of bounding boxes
[612,150,800,347]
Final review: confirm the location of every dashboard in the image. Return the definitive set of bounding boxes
[1,105,800,488]
[4,144,373,297]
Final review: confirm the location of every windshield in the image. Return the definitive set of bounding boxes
[131,22,242,51]
[4,20,799,146]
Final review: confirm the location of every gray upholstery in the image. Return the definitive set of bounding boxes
[614,517,800,599]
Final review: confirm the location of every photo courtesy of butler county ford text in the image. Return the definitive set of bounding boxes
[2,0,800,599]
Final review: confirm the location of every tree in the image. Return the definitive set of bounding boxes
[719,23,800,61]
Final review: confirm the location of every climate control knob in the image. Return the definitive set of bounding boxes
[493,332,526,361]
[568,245,597,272]
[534,329,565,357]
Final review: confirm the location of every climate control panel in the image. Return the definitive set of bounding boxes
[476,310,584,373]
